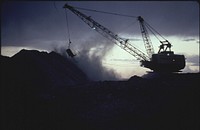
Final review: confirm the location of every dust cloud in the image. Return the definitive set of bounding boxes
[53,37,121,81]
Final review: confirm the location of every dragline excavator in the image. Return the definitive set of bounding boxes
[63,3,185,72]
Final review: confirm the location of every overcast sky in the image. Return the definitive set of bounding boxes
[1,1,199,78]
[1,1,199,47]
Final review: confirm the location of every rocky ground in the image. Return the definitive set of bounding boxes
[1,50,199,130]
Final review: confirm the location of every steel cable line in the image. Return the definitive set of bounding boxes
[73,6,138,18]
[70,5,166,42]
[65,9,72,48]
[144,21,167,41]
[145,23,162,42]
[119,19,138,34]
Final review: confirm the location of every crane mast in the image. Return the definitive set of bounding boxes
[138,16,154,58]
[63,4,149,61]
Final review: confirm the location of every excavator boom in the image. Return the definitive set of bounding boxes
[63,4,149,61]
[63,3,185,72]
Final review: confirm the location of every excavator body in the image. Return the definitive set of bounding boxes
[141,51,185,72]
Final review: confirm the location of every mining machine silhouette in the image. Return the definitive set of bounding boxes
[64,3,185,72]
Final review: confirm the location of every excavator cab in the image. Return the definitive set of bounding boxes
[141,42,185,72]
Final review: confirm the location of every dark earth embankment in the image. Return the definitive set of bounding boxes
[1,49,199,130]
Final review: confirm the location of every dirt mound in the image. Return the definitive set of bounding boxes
[1,49,88,87]
[1,49,199,130]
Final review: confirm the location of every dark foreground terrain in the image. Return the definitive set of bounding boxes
[1,50,199,130]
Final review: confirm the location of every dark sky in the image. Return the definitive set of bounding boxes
[1,1,199,50]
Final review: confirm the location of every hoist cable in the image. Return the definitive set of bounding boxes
[65,9,72,48]
[120,19,138,33]
[53,2,59,12]
[144,21,167,41]
[144,23,162,42]
[73,6,138,18]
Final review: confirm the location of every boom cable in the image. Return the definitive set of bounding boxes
[145,23,162,42]
[144,21,167,41]
[73,6,138,18]
[71,5,168,43]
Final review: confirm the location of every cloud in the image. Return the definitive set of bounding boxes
[53,35,121,81]
[1,1,199,48]
[74,36,121,81]
[182,38,196,42]
[183,63,199,73]
[186,55,199,66]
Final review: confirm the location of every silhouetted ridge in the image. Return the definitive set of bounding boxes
[2,49,88,87]
[1,49,199,130]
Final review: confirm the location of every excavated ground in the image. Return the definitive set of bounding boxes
[1,50,199,130]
